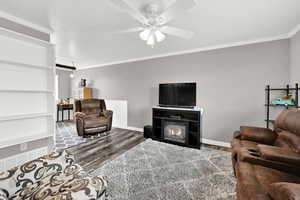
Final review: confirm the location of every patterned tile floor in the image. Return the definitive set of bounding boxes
[55,121,108,152]
[91,139,236,200]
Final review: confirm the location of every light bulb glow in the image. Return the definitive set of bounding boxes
[139,29,151,41]
[155,30,165,43]
[147,34,155,46]
[140,27,166,47]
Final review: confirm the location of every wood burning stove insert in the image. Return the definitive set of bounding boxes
[162,120,188,144]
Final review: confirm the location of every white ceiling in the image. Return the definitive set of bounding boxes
[0,0,300,69]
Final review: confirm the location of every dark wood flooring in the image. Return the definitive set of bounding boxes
[66,128,145,173]
[203,144,232,152]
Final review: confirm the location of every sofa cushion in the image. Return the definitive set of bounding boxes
[0,151,75,196]
[275,109,300,136]
[253,164,300,192]
[274,131,300,153]
[235,162,270,200]
[80,99,103,115]
[14,173,107,200]
[274,109,298,132]
[84,117,108,129]
[0,189,8,200]
[283,111,300,136]
[268,182,300,200]
[258,145,300,166]
[0,168,18,197]
[240,126,277,145]
[236,161,300,200]
[232,138,259,152]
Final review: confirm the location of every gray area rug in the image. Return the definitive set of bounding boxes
[91,139,236,200]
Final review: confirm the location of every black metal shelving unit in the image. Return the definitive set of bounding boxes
[265,83,299,128]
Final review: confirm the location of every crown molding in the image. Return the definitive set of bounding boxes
[78,34,289,70]
[0,10,52,34]
[288,23,300,38]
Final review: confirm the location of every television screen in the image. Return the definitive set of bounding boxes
[159,82,196,108]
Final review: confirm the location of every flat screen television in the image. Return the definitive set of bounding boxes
[159,82,196,108]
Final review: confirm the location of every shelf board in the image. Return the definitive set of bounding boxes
[0,59,52,70]
[265,88,299,91]
[0,112,53,122]
[265,119,275,123]
[0,89,53,93]
[0,133,53,149]
[265,104,298,108]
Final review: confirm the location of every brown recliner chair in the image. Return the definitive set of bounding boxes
[74,99,113,137]
[231,109,300,200]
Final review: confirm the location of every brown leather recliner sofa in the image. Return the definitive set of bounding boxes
[75,99,113,137]
[231,109,300,200]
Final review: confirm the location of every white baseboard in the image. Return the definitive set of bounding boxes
[125,126,231,148]
[201,138,231,148]
[126,126,143,132]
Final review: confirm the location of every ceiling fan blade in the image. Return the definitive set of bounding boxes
[160,26,194,39]
[113,27,144,34]
[109,0,148,24]
[159,0,197,24]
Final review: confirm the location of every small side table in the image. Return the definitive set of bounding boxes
[57,104,74,122]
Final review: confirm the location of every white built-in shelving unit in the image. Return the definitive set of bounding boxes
[0,27,55,149]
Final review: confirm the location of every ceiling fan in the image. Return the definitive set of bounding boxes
[110,0,196,47]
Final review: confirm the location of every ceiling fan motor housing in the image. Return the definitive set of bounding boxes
[144,3,160,16]
[143,3,165,27]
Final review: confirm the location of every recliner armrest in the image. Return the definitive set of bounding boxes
[258,145,300,166]
[103,110,113,118]
[233,131,242,139]
[74,112,86,119]
[238,147,300,176]
[240,126,277,145]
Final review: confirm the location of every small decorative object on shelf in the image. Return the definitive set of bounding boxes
[271,93,295,106]
[80,78,87,87]
[265,83,299,128]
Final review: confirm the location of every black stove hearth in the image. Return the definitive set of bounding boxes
[152,107,202,149]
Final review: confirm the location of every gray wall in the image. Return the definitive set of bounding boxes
[74,40,290,143]
[56,68,72,99]
[290,30,300,84]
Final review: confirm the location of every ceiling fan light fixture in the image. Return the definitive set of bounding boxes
[111,0,196,48]
[154,30,166,43]
[139,29,151,41]
[147,34,155,46]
